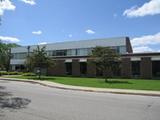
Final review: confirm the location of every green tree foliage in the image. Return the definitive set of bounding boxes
[0,41,20,71]
[91,46,120,82]
[26,46,54,79]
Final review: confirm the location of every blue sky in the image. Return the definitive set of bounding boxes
[0,0,160,52]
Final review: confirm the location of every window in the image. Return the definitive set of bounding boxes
[132,61,140,77]
[77,48,91,56]
[47,51,53,56]
[46,48,92,57]
[80,62,87,75]
[56,50,67,56]
[152,61,160,77]
[119,46,126,54]
[111,46,126,54]
[65,63,72,75]
[67,49,76,56]
[47,50,67,56]
[12,53,27,59]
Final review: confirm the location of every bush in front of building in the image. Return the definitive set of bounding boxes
[22,72,36,76]
[0,71,7,75]
[0,71,36,76]
[0,71,22,75]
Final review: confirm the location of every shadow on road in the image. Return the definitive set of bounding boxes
[0,85,31,117]
[0,97,31,109]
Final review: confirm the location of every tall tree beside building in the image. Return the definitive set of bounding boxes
[91,46,120,82]
[0,41,20,71]
[26,46,54,79]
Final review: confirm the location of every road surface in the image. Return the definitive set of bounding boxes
[0,79,160,120]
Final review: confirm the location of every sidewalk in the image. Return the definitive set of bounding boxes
[1,77,160,97]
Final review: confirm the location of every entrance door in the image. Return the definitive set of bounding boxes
[65,63,72,75]
[80,62,87,76]
[152,61,160,77]
[132,61,140,78]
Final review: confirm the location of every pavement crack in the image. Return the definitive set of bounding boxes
[146,102,154,109]
[144,101,155,120]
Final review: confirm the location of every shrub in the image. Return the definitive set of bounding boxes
[0,71,22,75]
[8,72,21,75]
[22,72,36,76]
[0,71,8,75]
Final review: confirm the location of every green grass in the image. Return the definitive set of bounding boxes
[3,75,160,91]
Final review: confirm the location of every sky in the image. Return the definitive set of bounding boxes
[0,0,160,53]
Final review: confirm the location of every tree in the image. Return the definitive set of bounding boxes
[26,46,54,79]
[0,41,20,71]
[91,46,120,82]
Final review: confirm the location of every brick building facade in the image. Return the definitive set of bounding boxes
[10,37,160,79]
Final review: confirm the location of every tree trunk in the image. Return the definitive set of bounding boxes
[38,67,41,80]
[103,69,109,82]
[105,77,108,82]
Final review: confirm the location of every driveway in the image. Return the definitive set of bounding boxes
[0,79,160,120]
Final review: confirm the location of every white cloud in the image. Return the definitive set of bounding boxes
[131,32,160,47]
[20,0,36,5]
[32,30,42,35]
[68,34,72,38]
[133,46,154,53]
[86,29,95,34]
[131,32,160,53]
[0,0,36,16]
[0,0,16,16]
[0,36,20,43]
[123,0,160,17]
[38,42,47,45]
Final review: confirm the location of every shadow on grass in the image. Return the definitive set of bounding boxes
[105,80,132,84]
[28,76,56,81]
[94,78,132,85]
[95,79,133,84]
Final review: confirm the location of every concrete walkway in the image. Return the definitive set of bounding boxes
[0,77,160,97]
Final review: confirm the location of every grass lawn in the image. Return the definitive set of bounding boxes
[3,75,160,91]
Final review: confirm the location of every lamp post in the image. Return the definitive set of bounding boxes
[7,48,11,72]
[27,46,31,72]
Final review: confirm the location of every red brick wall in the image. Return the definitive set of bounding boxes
[87,59,96,77]
[48,60,65,76]
[72,59,80,76]
[121,58,132,78]
[140,57,152,79]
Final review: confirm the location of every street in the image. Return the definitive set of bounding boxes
[0,79,160,120]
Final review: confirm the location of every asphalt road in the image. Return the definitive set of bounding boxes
[0,80,160,120]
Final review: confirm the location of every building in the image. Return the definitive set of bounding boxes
[121,52,160,79]
[10,37,160,79]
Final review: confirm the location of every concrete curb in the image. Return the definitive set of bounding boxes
[1,77,160,97]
